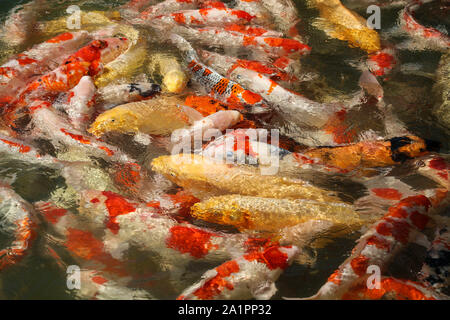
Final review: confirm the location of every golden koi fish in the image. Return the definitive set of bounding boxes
[308,0,381,53]
[88,96,199,137]
[151,154,343,202]
[191,195,373,232]
[147,52,189,93]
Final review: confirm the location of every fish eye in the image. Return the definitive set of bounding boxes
[417,160,425,167]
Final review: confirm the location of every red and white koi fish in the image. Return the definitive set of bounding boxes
[177,245,299,300]
[0,31,91,98]
[303,191,448,300]
[399,0,450,50]
[1,0,47,46]
[416,155,449,190]
[366,46,398,77]
[197,49,298,83]
[0,182,37,271]
[0,132,60,166]
[97,82,161,110]
[226,66,343,133]
[35,201,132,279]
[160,25,310,60]
[12,37,129,110]
[138,0,199,19]
[232,0,275,27]
[77,269,153,300]
[223,23,284,37]
[418,227,450,293]
[77,190,253,266]
[169,33,269,112]
[28,104,135,164]
[259,0,302,39]
[150,8,256,27]
[54,76,96,131]
[341,276,446,300]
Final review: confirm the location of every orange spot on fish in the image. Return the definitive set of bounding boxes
[166,225,220,258]
[101,191,137,234]
[46,32,74,43]
[372,188,402,200]
[192,260,239,299]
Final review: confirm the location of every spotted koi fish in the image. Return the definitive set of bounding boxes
[418,227,450,293]
[303,191,448,299]
[97,82,161,110]
[197,49,298,83]
[399,0,450,50]
[11,37,129,113]
[163,26,311,60]
[177,245,299,300]
[232,0,275,27]
[0,31,91,98]
[54,76,96,131]
[151,8,256,27]
[169,33,269,111]
[29,104,135,164]
[0,182,37,271]
[341,276,446,300]
[227,66,342,131]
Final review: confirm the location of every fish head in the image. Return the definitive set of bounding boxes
[88,107,139,137]
[100,37,130,64]
[163,69,188,93]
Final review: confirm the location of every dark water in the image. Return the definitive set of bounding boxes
[0,0,448,299]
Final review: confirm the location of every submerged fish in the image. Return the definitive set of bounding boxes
[308,0,381,53]
[151,154,342,202]
[147,52,189,93]
[304,191,448,299]
[191,195,371,232]
[0,182,37,271]
[178,245,299,300]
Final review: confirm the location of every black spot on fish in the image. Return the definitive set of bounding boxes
[389,136,414,163]
[128,83,161,98]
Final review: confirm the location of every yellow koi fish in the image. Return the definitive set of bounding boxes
[151,154,343,202]
[191,194,373,232]
[308,0,381,53]
[148,52,189,93]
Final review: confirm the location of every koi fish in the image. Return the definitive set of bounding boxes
[222,24,284,37]
[29,105,134,164]
[0,182,37,270]
[88,96,202,137]
[97,82,161,109]
[418,227,450,293]
[303,192,447,299]
[147,52,189,93]
[162,26,311,60]
[168,33,269,111]
[177,245,299,300]
[53,76,96,131]
[197,49,298,83]
[0,31,91,98]
[227,66,342,131]
[232,0,275,28]
[95,29,146,88]
[399,0,450,50]
[150,8,256,27]
[295,135,437,173]
[341,276,446,300]
[259,0,302,38]
[307,0,381,53]
[151,154,342,202]
[13,37,129,111]
[366,47,398,77]
[190,195,371,232]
